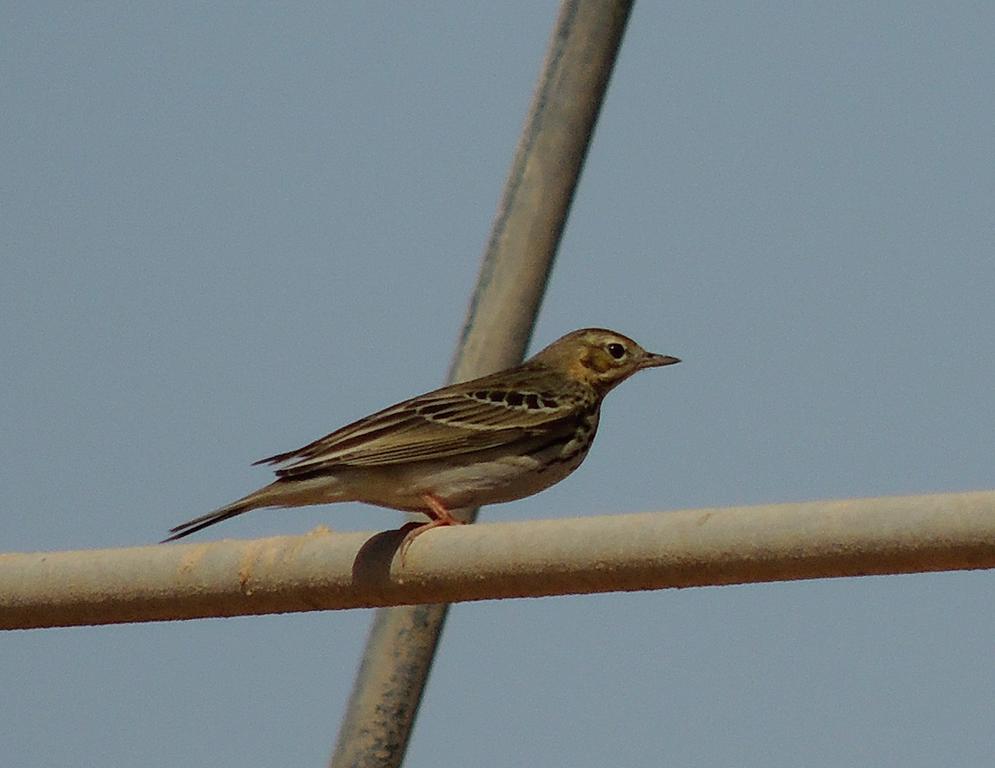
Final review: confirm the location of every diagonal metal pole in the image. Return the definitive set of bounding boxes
[329,2,636,766]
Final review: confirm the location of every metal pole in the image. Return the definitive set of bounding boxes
[4,491,995,631]
[330,2,635,765]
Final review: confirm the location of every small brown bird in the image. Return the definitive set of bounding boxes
[165,328,679,542]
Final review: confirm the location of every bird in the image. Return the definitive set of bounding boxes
[164,328,680,544]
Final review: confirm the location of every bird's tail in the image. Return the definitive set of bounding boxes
[162,481,291,542]
[162,499,255,542]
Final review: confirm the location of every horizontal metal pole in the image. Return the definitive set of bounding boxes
[2,490,993,631]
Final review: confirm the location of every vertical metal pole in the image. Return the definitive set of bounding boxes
[330,3,635,765]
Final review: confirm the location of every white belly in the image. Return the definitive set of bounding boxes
[343,450,587,513]
[334,410,600,514]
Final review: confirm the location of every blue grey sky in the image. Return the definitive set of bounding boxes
[3,4,993,766]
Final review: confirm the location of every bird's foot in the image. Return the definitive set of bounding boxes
[396,494,465,563]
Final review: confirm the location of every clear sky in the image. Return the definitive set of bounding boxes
[3,4,993,766]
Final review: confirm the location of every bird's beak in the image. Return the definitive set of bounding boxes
[641,353,681,369]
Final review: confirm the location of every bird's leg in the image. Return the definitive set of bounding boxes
[397,493,464,562]
[422,493,462,525]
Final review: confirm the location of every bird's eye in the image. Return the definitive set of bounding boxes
[606,342,626,359]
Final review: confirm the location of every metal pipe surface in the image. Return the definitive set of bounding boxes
[3,490,993,631]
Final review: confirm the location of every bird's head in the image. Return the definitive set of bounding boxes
[530,328,680,393]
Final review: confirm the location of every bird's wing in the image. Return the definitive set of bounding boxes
[255,376,581,476]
